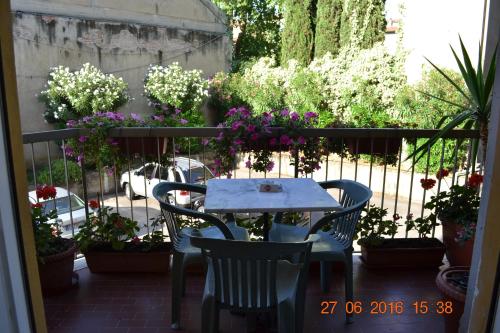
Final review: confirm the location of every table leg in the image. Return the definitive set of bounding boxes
[263,212,270,241]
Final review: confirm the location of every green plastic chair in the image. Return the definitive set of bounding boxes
[190,235,318,333]
[153,182,249,330]
[269,179,372,322]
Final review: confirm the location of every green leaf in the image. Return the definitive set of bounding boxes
[425,57,471,103]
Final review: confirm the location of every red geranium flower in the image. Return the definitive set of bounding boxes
[35,185,57,200]
[89,200,100,210]
[31,203,43,209]
[435,168,450,180]
[131,236,141,245]
[467,173,484,188]
[420,178,436,190]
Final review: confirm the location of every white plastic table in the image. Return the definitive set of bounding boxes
[205,178,341,241]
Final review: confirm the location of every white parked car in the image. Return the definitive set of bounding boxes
[120,157,214,208]
[28,187,87,236]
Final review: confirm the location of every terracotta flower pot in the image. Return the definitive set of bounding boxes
[442,220,474,266]
[84,244,171,273]
[435,267,469,333]
[345,137,401,155]
[38,239,77,296]
[360,238,445,268]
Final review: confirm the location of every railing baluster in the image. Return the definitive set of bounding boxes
[380,138,388,209]
[451,139,459,186]
[405,140,416,238]
[420,143,432,219]
[141,138,150,234]
[61,140,75,237]
[126,137,134,222]
[354,138,359,181]
[31,143,37,189]
[393,138,402,225]
[113,162,119,214]
[46,142,53,185]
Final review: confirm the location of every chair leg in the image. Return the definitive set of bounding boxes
[278,302,295,333]
[201,295,217,333]
[171,252,184,330]
[344,252,354,324]
[320,261,332,293]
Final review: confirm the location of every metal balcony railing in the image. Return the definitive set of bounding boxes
[23,127,480,243]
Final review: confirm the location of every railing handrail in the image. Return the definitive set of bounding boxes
[22,127,480,143]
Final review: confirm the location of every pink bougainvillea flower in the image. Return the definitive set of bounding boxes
[233,138,244,145]
[174,108,182,115]
[297,136,306,145]
[78,135,88,143]
[229,146,237,156]
[304,112,318,121]
[216,132,224,142]
[280,135,293,146]
[266,161,275,172]
[290,112,300,121]
[226,108,237,117]
[245,159,252,169]
[231,120,244,131]
[246,124,256,133]
[130,113,142,121]
[153,115,165,122]
[280,109,290,117]
[202,138,209,146]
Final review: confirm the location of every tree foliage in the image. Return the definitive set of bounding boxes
[213,0,283,71]
[314,0,343,58]
[340,0,386,49]
[280,0,316,66]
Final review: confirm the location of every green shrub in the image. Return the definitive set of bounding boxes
[395,68,469,172]
[314,0,343,58]
[281,0,315,66]
[37,159,82,186]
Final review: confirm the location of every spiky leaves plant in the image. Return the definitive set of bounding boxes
[409,37,497,166]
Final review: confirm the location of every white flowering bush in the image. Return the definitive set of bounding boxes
[144,62,209,126]
[40,63,129,124]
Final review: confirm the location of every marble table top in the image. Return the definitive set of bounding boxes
[205,178,341,213]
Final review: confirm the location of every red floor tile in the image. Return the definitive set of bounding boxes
[44,256,445,332]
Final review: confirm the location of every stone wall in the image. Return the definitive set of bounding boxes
[11,0,230,134]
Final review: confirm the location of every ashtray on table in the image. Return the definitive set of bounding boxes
[259,181,283,193]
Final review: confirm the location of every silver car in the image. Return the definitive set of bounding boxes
[120,157,214,208]
[28,187,86,237]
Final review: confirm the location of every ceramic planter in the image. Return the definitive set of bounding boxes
[360,238,445,268]
[345,137,401,155]
[441,220,474,266]
[435,266,469,333]
[84,243,171,273]
[38,239,77,295]
[115,137,167,156]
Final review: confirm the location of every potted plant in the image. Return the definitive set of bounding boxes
[435,266,469,333]
[356,205,445,268]
[207,106,323,177]
[75,201,171,273]
[424,172,482,266]
[31,185,77,295]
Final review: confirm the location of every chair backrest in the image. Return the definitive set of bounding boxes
[311,180,372,248]
[191,237,313,310]
[153,182,235,253]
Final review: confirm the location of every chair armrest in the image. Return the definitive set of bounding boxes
[305,208,355,238]
[305,234,320,243]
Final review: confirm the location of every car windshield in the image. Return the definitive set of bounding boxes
[42,195,85,215]
[183,167,213,183]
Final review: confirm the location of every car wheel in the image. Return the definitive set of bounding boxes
[167,195,175,205]
[124,183,136,200]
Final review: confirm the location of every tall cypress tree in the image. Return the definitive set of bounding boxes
[340,0,386,49]
[281,0,315,66]
[314,0,343,58]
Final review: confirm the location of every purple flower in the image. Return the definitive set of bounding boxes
[246,124,256,133]
[161,104,169,111]
[130,113,142,121]
[233,138,244,145]
[269,138,277,146]
[290,112,300,121]
[216,132,224,142]
[266,161,275,172]
[229,146,237,156]
[214,158,221,166]
[179,118,188,125]
[226,108,237,117]
[82,116,92,123]
[63,146,74,157]
[202,138,209,146]
[78,136,88,143]
[280,109,290,117]
[245,159,252,169]
[238,107,251,118]
[106,166,115,177]
[297,136,306,145]
[231,121,244,131]
[66,120,77,128]
[175,108,182,115]
[153,115,165,122]
[280,135,293,146]
[76,153,84,166]
[250,133,259,141]
[304,112,318,121]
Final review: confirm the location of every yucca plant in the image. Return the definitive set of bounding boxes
[409,37,497,165]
